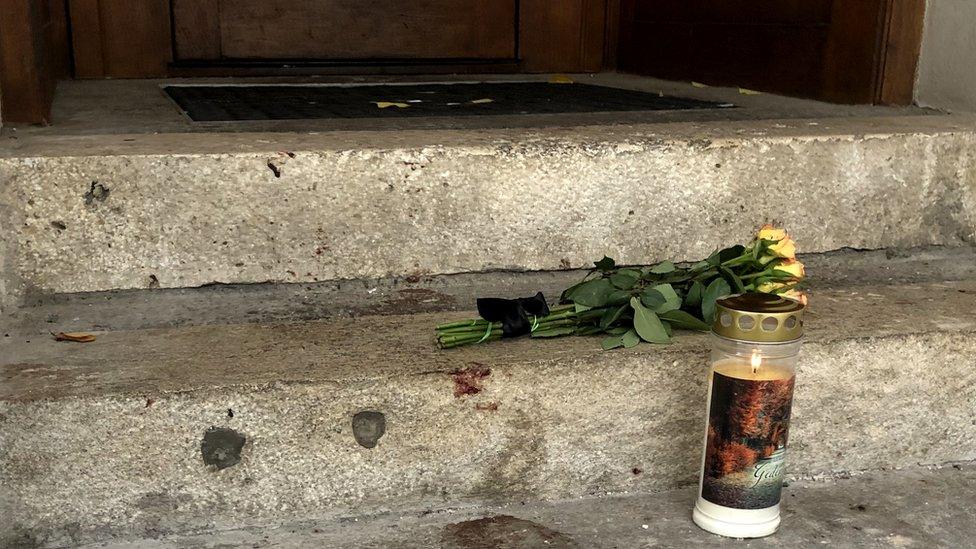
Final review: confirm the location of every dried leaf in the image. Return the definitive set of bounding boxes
[549,74,574,84]
[374,101,410,109]
[738,88,762,95]
[53,332,96,343]
[469,98,494,104]
[691,81,708,88]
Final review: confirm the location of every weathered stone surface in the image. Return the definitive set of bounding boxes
[1,115,975,309]
[1,276,975,546]
[74,464,976,549]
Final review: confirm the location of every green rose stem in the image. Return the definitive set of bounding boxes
[435,231,805,350]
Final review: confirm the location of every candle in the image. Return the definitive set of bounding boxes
[693,293,804,539]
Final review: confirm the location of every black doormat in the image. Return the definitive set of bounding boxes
[164,82,731,121]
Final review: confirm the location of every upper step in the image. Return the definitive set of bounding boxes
[2,113,975,310]
[2,248,976,547]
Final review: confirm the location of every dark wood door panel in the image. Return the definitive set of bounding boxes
[174,0,518,61]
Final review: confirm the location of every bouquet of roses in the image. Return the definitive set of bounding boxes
[436,225,805,350]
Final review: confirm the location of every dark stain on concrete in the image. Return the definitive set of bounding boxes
[352,410,386,448]
[475,402,499,412]
[83,181,111,207]
[50,220,66,231]
[452,364,491,398]
[201,427,246,469]
[362,288,457,316]
[442,515,578,549]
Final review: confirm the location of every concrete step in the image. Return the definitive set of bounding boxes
[2,113,975,311]
[74,463,976,549]
[2,249,975,547]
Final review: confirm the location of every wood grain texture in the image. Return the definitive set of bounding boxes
[173,0,222,60]
[211,0,516,60]
[0,0,69,123]
[876,0,926,105]
[519,0,608,72]
[821,0,888,104]
[69,0,172,78]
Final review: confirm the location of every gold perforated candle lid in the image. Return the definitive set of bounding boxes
[713,292,805,343]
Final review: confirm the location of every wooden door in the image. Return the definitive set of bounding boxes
[616,0,925,104]
[172,0,518,62]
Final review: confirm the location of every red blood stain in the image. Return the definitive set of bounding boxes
[452,364,491,398]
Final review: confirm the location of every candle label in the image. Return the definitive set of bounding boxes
[701,371,795,509]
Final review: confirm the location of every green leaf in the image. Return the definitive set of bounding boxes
[531,326,577,338]
[660,309,711,331]
[650,283,682,313]
[685,280,704,307]
[607,289,632,306]
[594,256,616,271]
[600,304,630,329]
[691,260,710,271]
[649,260,676,274]
[630,297,671,344]
[610,270,640,290]
[574,302,593,313]
[719,266,746,293]
[640,288,666,309]
[662,321,673,337]
[602,334,625,350]
[606,326,629,335]
[702,278,732,323]
[571,278,615,307]
[622,329,640,348]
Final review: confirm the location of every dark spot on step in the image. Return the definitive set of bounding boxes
[145,398,154,408]
[475,402,499,412]
[201,427,246,469]
[851,504,867,512]
[267,162,282,178]
[632,467,643,475]
[50,220,66,231]
[227,408,234,418]
[148,274,160,288]
[452,364,491,398]
[443,515,578,549]
[83,181,111,207]
[352,411,386,449]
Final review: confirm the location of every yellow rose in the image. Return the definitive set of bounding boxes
[774,259,805,279]
[767,236,796,261]
[757,224,787,242]
[782,289,808,306]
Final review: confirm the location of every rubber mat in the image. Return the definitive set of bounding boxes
[164,82,732,121]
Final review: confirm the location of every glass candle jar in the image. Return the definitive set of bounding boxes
[693,292,805,538]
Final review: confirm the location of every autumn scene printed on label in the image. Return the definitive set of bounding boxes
[702,371,796,509]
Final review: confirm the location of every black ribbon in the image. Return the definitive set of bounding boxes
[476,292,551,338]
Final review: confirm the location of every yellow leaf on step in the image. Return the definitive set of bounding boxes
[691,81,708,88]
[53,332,97,343]
[738,88,762,95]
[374,101,410,109]
[549,74,574,84]
[469,98,494,104]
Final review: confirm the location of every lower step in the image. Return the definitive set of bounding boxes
[2,272,975,546]
[75,463,976,549]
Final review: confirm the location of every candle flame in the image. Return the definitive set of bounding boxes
[751,349,762,374]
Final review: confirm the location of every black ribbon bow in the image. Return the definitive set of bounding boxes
[476,292,551,338]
